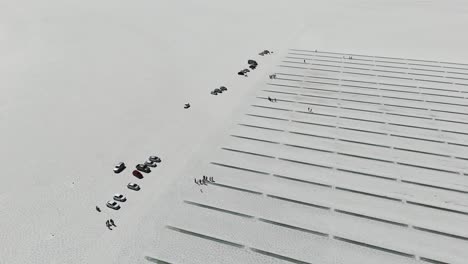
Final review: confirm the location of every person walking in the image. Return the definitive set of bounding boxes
[96,206,101,212]
[109,219,116,227]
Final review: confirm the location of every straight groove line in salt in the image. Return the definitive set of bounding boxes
[144,256,174,264]
[332,236,416,259]
[210,162,269,175]
[412,226,468,241]
[401,180,468,194]
[419,257,451,264]
[258,218,329,237]
[406,201,468,216]
[221,147,276,159]
[267,194,331,210]
[335,187,402,202]
[249,248,312,264]
[166,226,245,248]
[238,123,284,132]
[184,201,255,218]
[273,174,333,188]
[209,182,263,195]
[334,209,408,227]
[230,134,281,144]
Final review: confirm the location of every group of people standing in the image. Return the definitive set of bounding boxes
[194,175,215,185]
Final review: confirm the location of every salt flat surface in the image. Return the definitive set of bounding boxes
[2,0,468,263]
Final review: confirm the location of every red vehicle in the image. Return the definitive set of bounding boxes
[132,170,143,179]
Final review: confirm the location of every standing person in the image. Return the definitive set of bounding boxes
[106,220,112,230]
[304,59,306,63]
[195,178,199,185]
[109,219,116,227]
[268,96,272,102]
[96,206,101,212]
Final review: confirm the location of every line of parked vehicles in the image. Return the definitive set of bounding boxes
[106,156,161,210]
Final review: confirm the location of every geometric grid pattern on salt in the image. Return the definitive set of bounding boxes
[147,50,468,264]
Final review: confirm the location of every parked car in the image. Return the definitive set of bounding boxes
[106,200,120,210]
[259,50,271,56]
[219,86,227,92]
[144,160,157,167]
[149,156,161,163]
[211,90,218,95]
[248,59,258,65]
[113,194,127,202]
[214,88,222,94]
[132,170,144,179]
[127,182,140,191]
[136,164,151,173]
[113,162,126,173]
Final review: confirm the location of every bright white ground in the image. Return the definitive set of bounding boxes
[1,0,468,263]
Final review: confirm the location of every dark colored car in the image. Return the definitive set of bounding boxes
[133,170,144,179]
[219,86,227,92]
[113,162,126,174]
[211,90,218,95]
[259,50,272,56]
[248,59,258,65]
[214,88,222,94]
[136,164,151,173]
[249,64,257,70]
